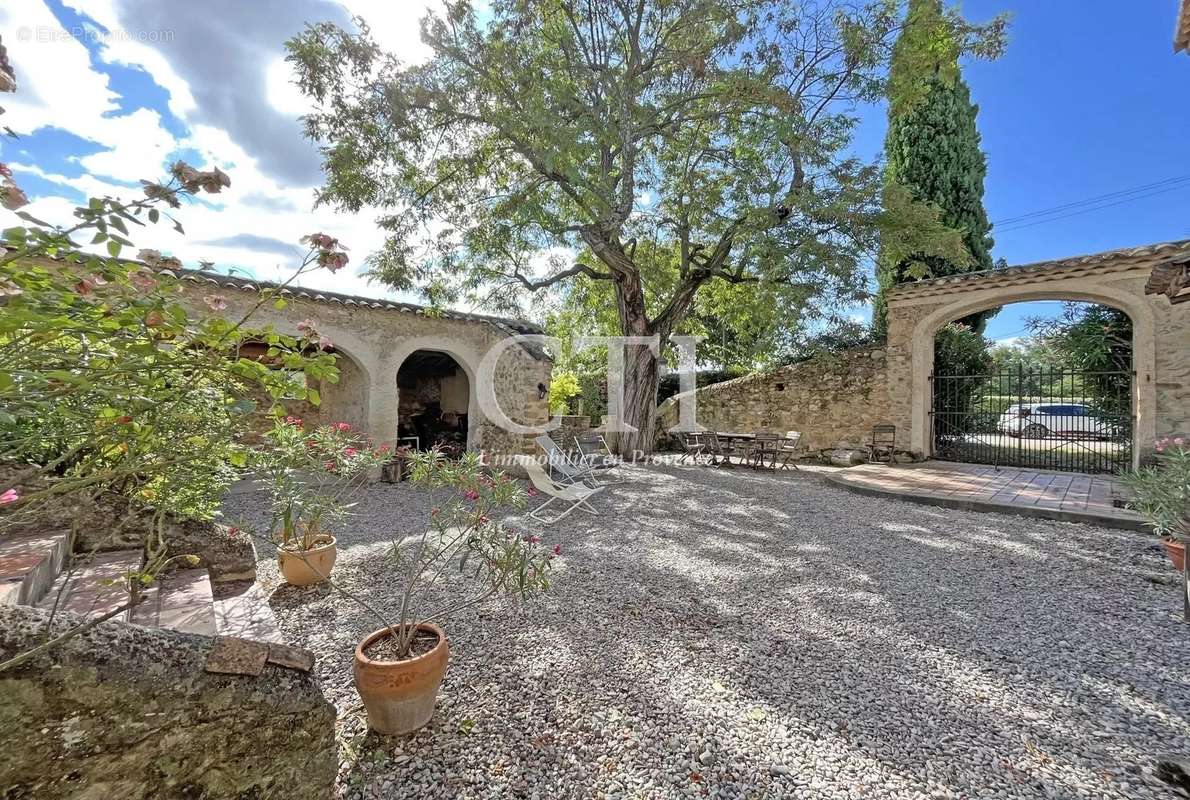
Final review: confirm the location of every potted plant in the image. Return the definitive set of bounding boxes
[352,449,557,735]
[255,417,388,586]
[1122,437,1189,620]
[379,445,413,483]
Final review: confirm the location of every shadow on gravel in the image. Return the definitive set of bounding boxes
[221,461,1189,799]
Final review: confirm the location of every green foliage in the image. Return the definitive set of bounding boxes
[0,186,344,528]
[288,1,1004,447]
[1027,303,1132,412]
[874,0,1002,335]
[376,449,555,658]
[251,418,390,551]
[1122,439,1190,540]
[547,370,581,414]
[932,323,992,435]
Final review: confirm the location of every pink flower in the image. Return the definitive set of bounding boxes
[1,181,28,211]
[297,318,317,336]
[318,334,333,351]
[344,447,358,457]
[138,249,163,266]
[302,232,339,250]
[552,544,562,556]
[129,269,158,292]
[0,163,11,179]
[0,488,18,505]
[285,415,303,428]
[524,534,541,544]
[526,487,538,497]
[1175,437,1185,447]
[334,422,352,432]
[431,507,441,516]
[74,274,107,296]
[227,526,241,537]
[203,294,228,311]
[319,250,349,272]
[324,460,337,472]
[463,489,480,502]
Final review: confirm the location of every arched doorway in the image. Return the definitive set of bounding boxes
[897,283,1157,472]
[929,300,1134,473]
[396,349,472,454]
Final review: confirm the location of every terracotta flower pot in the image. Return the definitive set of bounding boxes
[1162,537,1186,573]
[354,623,449,735]
[277,535,337,586]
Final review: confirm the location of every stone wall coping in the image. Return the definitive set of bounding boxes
[886,239,1190,303]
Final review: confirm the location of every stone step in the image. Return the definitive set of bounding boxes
[131,567,218,636]
[0,530,70,607]
[37,549,143,622]
[212,580,283,644]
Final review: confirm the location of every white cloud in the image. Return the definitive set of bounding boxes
[0,0,463,308]
[265,56,310,116]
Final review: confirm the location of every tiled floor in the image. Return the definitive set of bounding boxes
[828,460,1145,529]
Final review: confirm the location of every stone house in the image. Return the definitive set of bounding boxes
[172,269,553,455]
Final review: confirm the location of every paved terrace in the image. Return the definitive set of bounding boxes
[828,461,1145,531]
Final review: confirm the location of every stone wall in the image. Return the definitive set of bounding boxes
[657,347,898,452]
[0,605,336,799]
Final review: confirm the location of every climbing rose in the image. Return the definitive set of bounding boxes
[1,181,28,210]
[302,232,338,250]
[0,488,18,505]
[319,250,349,272]
[129,269,158,292]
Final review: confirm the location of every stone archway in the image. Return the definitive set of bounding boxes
[391,337,484,452]
[885,241,1190,468]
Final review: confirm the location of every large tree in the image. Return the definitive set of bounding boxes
[288,0,1003,453]
[873,0,997,336]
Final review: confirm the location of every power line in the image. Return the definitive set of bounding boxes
[992,174,1190,229]
[995,182,1190,233]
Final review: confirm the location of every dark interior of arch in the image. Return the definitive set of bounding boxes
[397,350,470,453]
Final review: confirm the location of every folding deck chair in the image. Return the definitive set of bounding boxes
[534,434,604,487]
[519,457,604,524]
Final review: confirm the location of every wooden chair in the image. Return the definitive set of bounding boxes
[677,432,707,464]
[702,431,736,467]
[867,424,897,464]
[773,431,807,470]
[746,430,783,469]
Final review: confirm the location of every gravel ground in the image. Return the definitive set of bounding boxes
[221,461,1190,800]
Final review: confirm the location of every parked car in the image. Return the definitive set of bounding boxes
[997,403,1116,439]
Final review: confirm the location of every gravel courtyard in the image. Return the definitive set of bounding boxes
[223,462,1190,800]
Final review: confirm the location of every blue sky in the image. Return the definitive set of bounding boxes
[850,0,1190,342]
[1,1,1187,342]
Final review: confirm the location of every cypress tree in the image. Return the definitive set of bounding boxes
[873,0,995,336]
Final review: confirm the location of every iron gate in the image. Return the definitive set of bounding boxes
[930,366,1133,474]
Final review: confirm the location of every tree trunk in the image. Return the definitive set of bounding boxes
[614,342,660,457]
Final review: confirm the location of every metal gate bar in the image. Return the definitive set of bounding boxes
[930,366,1133,474]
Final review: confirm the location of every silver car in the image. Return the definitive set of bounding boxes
[997,403,1115,440]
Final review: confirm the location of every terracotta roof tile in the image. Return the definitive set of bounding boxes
[886,239,1190,300]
